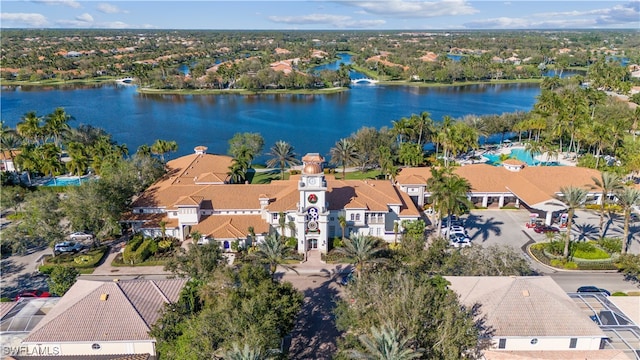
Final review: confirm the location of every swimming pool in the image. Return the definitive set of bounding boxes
[483,148,560,166]
[42,176,90,186]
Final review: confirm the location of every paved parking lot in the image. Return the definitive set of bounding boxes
[451,209,640,255]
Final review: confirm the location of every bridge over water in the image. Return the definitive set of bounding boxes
[350,78,379,84]
[115,77,134,84]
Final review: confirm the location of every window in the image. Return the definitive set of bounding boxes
[355,214,360,221]
[350,214,355,221]
[530,338,538,345]
[569,338,577,349]
[92,344,101,350]
[498,339,506,349]
[272,213,278,220]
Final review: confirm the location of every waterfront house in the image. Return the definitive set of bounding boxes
[123,147,420,254]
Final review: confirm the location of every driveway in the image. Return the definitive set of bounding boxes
[0,247,52,299]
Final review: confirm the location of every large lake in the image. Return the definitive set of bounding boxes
[1,60,542,161]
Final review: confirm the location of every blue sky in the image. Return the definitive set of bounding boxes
[1,0,639,30]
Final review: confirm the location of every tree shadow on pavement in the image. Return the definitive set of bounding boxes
[573,223,601,241]
[286,277,343,360]
[0,259,26,277]
[0,272,49,299]
[465,214,503,243]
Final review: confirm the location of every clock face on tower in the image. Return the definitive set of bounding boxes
[308,177,317,185]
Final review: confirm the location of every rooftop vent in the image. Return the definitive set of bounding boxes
[522,290,530,297]
[100,293,109,301]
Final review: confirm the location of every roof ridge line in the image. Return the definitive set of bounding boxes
[149,280,171,304]
[116,281,152,331]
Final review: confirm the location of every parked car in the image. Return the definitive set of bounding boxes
[54,241,84,255]
[15,289,51,301]
[577,286,611,296]
[449,233,471,248]
[69,231,93,241]
[533,225,560,234]
[441,225,467,236]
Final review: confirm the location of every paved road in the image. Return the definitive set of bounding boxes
[549,271,640,293]
[0,247,51,299]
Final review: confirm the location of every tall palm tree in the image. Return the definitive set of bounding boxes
[254,233,298,278]
[16,111,43,145]
[151,139,178,162]
[227,157,248,184]
[615,187,640,255]
[556,186,588,259]
[591,172,623,238]
[333,235,387,279]
[266,140,300,180]
[44,107,73,148]
[330,138,359,180]
[428,168,472,234]
[338,215,347,242]
[348,324,423,360]
[0,132,22,172]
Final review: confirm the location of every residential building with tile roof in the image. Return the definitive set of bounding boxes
[123,148,421,254]
[19,278,186,358]
[397,164,603,225]
[444,276,625,359]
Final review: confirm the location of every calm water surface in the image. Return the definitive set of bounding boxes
[1,81,540,161]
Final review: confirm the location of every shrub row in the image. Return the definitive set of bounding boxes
[123,238,153,264]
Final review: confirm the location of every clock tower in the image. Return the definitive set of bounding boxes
[296,153,329,254]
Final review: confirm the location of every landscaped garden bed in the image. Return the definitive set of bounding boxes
[111,234,180,266]
[38,245,109,274]
[528,239,620,271]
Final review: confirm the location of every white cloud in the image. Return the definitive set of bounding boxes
[32,0,81,8]
[97,3,128,14]
[55,18,133,29]
[464,16,597,29]
[268,13,385,28]
[340,0,479,18]
[531,1,639,27]
[76,13,94,23]
[0,12,48,27]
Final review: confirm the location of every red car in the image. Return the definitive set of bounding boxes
[534,225,560,234]
[15,289,51,301]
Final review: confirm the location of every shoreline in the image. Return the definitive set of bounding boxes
[2,77,543,96]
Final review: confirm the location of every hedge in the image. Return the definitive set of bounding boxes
[123,238,153,264]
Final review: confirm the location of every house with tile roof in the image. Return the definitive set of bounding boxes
[445,276,630,359]
[396,164,603,225]
[123,148,420,254]
[17,279,186,358]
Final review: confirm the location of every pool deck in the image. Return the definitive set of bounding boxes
[460,145,578,167]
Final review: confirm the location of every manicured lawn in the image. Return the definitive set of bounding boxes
[339,169,384,180]
[250,170,289,184]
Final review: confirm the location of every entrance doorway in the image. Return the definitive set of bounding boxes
[309,239,318,250]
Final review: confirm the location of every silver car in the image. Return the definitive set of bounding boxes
[69,231,93,241]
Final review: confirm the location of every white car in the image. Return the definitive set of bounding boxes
[69,231,93,241]
[449,233,471,248]
[441,226,467,237]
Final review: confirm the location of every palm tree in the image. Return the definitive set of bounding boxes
[591,172,623,238]
[428,168,472,234]
[266,140,300,180]
[330,138,358,180]
[136,144,152,157]
[224,343,279,360]
[333,235,387,279]
[556,186,588,259]
[227,158,248,184]
[44,107,73,148]
[16,111,43,145]
[0,132,22,172]
[338,215,347,242]
[254,233,298,278]
[150,139,178,162]
[615,187,640,254]
[348,324,423,360]
[14,144,39,185]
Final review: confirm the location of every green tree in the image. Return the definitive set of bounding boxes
[332,235,387,279]
[591,172,623,238]
[227,132,264,166]
[266,140,300,180]
[615,187,640,254]
[330,138,359,180]
[43,107,73,148]
[348,324,423,360]
[428,168,472,234]
[556,186,588,259]
[253,233,298,277]
[16,111,43,145]
[150,139,178,162]
[224,343,279,360]
[47,266,79,296]
[164,241,225,281]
